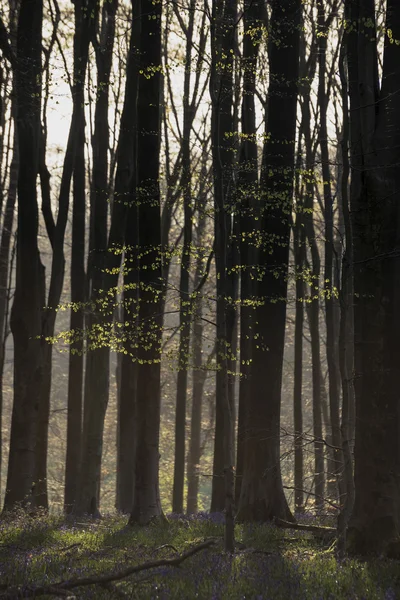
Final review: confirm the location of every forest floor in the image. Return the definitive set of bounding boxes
[0,512,399,599]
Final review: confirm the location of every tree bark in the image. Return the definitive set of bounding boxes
[4,0,44,510]
[77,0,117,516]
[237,0,301,523]
[129,0,164,525]
[317,0,342,503]
[172,0,196,514]
[235,0,263,507]
[209,0,236,520]
[116,0,140,515]
[64,100,86,512]
[346,0,400,555]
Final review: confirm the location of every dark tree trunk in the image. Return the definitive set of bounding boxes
[129,0,163,525]
[337,29,355,556]
[116,0,140,515]
[77,0,117,516]
[293,198,305,513]
[35,0,95,511]
[346,0,400,555]
[235,0,263,507]
[0,113,17,501]
[237,0,300,523]
[210,0,236,521]
[4,0,44,510]
[64,116,86,512]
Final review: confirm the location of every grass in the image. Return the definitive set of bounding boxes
[0,511,399,599]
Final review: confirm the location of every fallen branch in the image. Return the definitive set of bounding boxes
[1,539,216,599]
[274,518,336,535]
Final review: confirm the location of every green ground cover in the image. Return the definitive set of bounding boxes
[0,512,399,599]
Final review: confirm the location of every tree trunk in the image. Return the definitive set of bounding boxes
[172,0,196,514]
[116,0,140,515]
[210,0,236,518]
[237,0,300,523]
[235,0,263,507]
[129,0,163,525]
[317,0,342,504]
[77,0,117,516]
[186,285,205,514]
[346,0,400,555]
[34,0,95,511]
[0,111,18,502]
[337,30,355,556]
[4,0,44,511]
[64,122,86,513]
[293,198,305,513]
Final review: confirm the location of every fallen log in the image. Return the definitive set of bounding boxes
[0,539,216,599]
[274,517,336,535]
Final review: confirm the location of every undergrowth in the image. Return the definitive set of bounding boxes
[0,511,399,599]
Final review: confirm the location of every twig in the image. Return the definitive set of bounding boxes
[152,544,178,555]
[0,539,216,599]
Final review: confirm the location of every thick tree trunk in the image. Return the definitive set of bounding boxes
[210,0,236,518]
[4,0,44,511]
[235,0,263,507]
[346,0,400,555]
[237,0,300,523]
[129,0,163,525]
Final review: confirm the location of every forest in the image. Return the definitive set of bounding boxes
[0,0,400,597]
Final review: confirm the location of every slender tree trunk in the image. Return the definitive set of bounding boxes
[317,0,342,503]
[116,0,140,515]
[337,30,355,556]
[302,98,325,512]
[186,284,205,514]
[293,200,305,513]
[35,0,95,510]
[237,0,300,523]
[172,0,196,514]
[0,116,17,502]
[4,0,44,510]
[77,0,117,516]
[64,124,86,512]
[129,0,164,525]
